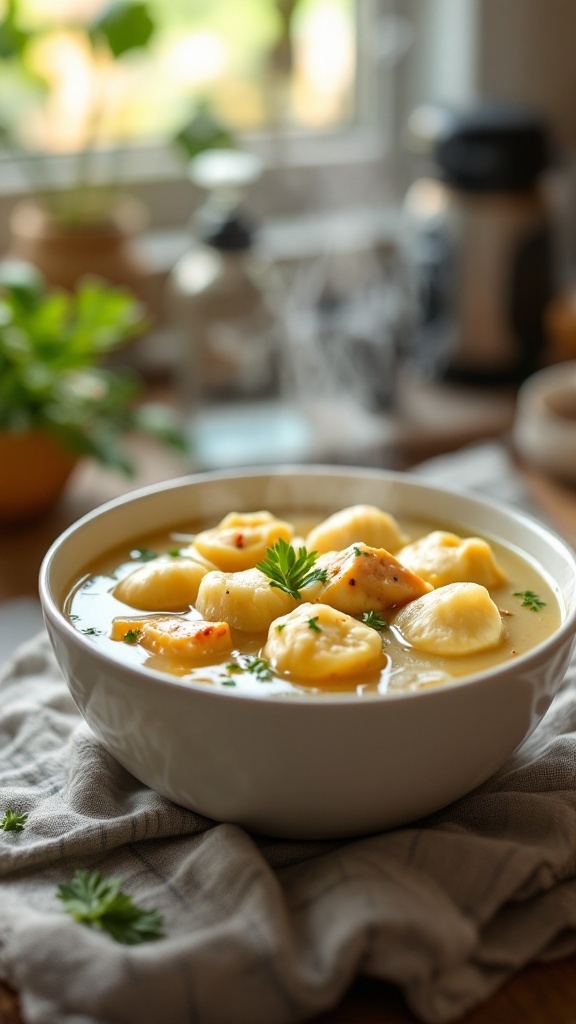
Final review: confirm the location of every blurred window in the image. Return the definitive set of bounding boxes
[0,0,358,155]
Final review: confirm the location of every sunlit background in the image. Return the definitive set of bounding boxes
[0,0,355,154]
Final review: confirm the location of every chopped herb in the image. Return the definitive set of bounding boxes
[0,810,27,832]
[308,616,322,632]
[255,538,328,600]
[169,549,182,557]
[221,678,237,687]
[69,614,80,621]
[130,548,158,562]
[353,546,371,557]
[245,656,273,681]
[81,627,103,636]
[123,629,142,644]
[362,611,388,631]
[513,590,546,612]
[275,623,286,632]
[225,655,272,682]
[57,869,164,945]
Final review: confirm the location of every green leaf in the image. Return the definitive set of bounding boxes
[130,548,158,561]
[0,809,27,832]
[513,590,546,612]
[235,655,272,681]
[123,628,142,644]
[57,869,164,945]
[362,610,388,631]
[0,0,31,60]
[255,538,328,600]
[0,259,45,310]
[89,1,155,57]
[174,100,236,162]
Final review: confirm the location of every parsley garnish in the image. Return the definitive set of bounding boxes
[225,655,272,682]
[0,810,27,832]
[123,628,142,644]
[57,870,164,945]
[169,549,182,557]
[130,548,158,562]
[308,616,322,632]
[513,590,546,612]
[362,611,388,631]
[81,627,102,636]
[255,538,328,600]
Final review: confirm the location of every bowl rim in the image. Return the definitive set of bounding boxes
[39,463,576,707]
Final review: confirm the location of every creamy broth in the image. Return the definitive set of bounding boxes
[65,510,562,698]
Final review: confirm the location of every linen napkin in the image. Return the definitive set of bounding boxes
[1,442,576,1024]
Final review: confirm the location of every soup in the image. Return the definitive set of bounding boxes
[65,503,561,697]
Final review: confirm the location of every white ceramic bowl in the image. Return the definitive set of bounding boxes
[39,467,576,840]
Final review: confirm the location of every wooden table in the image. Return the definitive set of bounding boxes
[1,424,576,1024]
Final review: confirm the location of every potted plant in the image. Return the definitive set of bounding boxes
[0,259,187,523]
[0,0,157,291]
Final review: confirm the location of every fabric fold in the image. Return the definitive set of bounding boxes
[1,443,575,1024]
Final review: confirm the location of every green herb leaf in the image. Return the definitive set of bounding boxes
[89,1,155,58]
[130,548,158,562]
[308,616,322,632]
[513,590,546,612]
[81,626,102,636]
[255,538,328,600]
[225,655,272,682]
[0,809,27,832]
[123,629,142,645]
[57,869,164,945]
[362,611,388,631]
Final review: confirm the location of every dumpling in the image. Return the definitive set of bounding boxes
[262,602,386,680]
[306,504,405,554]
[196,567,298,633]
[192,511,294,572]
[113,557,213,611]
[393,582,503,656]
[306,542,431,615]
[397,531,506,589]
[110,614,232,662]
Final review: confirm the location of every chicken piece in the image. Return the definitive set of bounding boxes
[196,567,298,633]
[393,582,503,656]
[110,614,232,662]
[262,602,385,681]
[398,531,507,589]
[308,542,431,615]
[306,504,405,554]
[113,557,212,611]
[193,511,294,572]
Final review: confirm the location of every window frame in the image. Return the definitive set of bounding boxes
[0,0,407,244]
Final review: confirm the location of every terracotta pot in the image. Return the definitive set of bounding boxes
[0,430,79,524]
[7,195,151,296]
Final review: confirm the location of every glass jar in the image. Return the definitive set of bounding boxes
[166,149,316,468]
